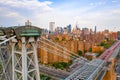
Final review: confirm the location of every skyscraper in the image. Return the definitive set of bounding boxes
[94,26,97,33]
[67,24,72,33]
[82,28,89,40]
[49,22,55,32]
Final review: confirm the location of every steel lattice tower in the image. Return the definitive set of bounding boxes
[11,21,41,80]
[12,36,40,80]
[0,42,12,80]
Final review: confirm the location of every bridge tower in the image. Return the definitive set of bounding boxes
[12,21,40,80]
[0,41,12,80]
[0,28,16,80]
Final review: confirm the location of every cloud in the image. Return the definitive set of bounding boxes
[112,0,118,3]
[90,1,106,6]
[0,0,53,27]
[73,8,120,31]
[0,0,120,31]
[0,7,26,26]
[0,0,53,12]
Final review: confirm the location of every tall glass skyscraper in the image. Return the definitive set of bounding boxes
[67,24,71,33]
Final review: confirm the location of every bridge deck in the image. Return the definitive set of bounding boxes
[65,59,104,80]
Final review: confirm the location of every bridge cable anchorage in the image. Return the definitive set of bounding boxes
[41,37,80,58]
[38,39,77,59]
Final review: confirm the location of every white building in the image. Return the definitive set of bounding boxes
[49,22,55,32]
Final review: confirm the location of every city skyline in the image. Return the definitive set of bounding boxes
[0,0,120,31]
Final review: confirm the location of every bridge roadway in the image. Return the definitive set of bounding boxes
[39,57,89,79]
[95,67,107,80]
[39,64,71,79]
[65,41,120,80]
[99,41,120,62]
[65,59,105,80]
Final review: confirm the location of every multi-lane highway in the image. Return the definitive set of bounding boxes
[39,64,71,79]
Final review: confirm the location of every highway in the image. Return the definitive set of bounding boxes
[39,64,71,79]
[99,41,120,62]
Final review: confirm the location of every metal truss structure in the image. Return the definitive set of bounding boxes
[12,37,40,80]
[0,42,12,80]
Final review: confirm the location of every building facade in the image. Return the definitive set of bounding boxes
[49,22,55,32]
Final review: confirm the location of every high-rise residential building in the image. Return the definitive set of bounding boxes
[49,22,55,32]
[82,28,89,40]
[82,28,89,35]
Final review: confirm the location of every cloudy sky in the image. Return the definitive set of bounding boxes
[0,0,120,31]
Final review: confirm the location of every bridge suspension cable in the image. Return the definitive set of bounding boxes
[41,37,80,58]
[38,45,72,60]
[38,39,77,59]
[0,36,16,45]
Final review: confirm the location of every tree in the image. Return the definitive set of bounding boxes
[52,62,69,69]
[88,48,92,52]
[100,42,105,46]
[55,37,59,42]
[62,37,66,41]
[0,62,2,71]
[40,74,51,80]
[100,41,112,49]
[61,62,68,68]
[78,50,83,56]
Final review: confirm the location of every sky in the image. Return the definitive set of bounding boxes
[0,0,120,31]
